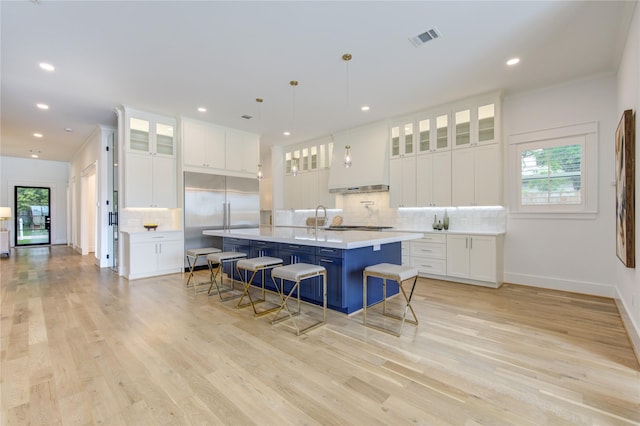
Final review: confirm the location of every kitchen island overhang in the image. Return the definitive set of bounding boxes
[203,227,423,314]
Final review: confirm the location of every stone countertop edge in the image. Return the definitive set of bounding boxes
[203,228,423,250]
[385,228,505,236]
[120,229,184,235]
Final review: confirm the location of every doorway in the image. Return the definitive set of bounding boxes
[15,186,51,246]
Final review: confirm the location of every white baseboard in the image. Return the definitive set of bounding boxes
[503,272,616,298]
[615,288,640,365]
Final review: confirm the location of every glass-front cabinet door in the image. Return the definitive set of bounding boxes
[129,117,150,153]
[390,121,415,158]
[436,114,449,151]
[454,108,471,149]
[390,126,401,158]
[477,103,495,144]
[155,122,175,156]
[418,118,431,153]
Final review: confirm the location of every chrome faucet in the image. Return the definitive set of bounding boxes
[315,205,327,234]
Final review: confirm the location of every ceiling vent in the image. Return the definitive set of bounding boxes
[409,28,441,47]
[241,115,253,120]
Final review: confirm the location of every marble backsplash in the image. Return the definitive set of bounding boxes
[119,208,183,232]
[274,192,506,232]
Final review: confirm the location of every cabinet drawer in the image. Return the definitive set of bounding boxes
[410,257,446,275]
[251,240,278,250]
[411,241,446,259]
[279,243,315,255]
[316,247,343,258]
[418,233,446,244]
[127,231,183,243]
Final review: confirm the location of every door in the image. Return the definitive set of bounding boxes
[108,132,119,272]
[15,186,51,246]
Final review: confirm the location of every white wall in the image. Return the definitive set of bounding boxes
[503,75,617,296]
[615,3,640,356]
[0,156,70,245]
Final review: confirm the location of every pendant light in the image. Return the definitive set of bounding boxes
[256,98,264,181]
[289,80,300,177]
[343,145,352,168]
[342,53,353,168]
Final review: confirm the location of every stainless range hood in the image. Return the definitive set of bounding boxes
[328,122,390,194]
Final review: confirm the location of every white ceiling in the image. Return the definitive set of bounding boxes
[1,1,635,162]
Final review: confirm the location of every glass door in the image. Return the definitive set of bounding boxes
[15,186,51,246]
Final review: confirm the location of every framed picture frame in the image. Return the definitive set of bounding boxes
[615,109,635,268]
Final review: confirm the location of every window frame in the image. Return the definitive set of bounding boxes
[508,122,598,219]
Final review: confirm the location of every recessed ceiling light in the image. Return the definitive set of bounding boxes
[506,57,520,66]
[283,131,291,136]
[33,133,43,138]
[31,154,39,158]
[197,107,207,112]
[36,103,49,110]
[64,128,73,132]
[361,106,370,111]
[39,62,55,72]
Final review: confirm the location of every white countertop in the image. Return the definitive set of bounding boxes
[120,229,183,235]
[388,228,505,236]
[203,226,423,249]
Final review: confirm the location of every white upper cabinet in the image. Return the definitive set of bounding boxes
[182,118,226,169]
[453,102,497,149]
[390,121,416,159]
[416,150,452,207]
[122,108,177,208]
[389,156,417,208]
[182,118,259,177]
[225,129,259,174]
[452,143,501,206]
[128,115,176,157]
[416,111,450,154]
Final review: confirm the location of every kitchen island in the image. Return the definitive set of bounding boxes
[203,227,422,314]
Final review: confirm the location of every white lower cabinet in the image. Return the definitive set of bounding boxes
[446,234,503,287]
[122,231,184,279]
[410,234,447,276]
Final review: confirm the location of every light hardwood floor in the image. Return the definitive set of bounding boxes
[1,246,639,425]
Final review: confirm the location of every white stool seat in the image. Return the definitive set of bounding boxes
[272,263,326,282]
[186,247,222,292]
[363,262,419,337]
[208,251,247,263]
[237,256,283,271]
[271,263,327,335]
[364,263,418,282]
[187,247,221,257]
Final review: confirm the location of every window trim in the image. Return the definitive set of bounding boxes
[508,122,598,219]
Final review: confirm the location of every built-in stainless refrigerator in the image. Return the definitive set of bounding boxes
[184,172,260,269]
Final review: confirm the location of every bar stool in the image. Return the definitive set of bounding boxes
[271,263,327,335]
[363,263,419,336]
[236,256,284,316]
[186,247,222,294]
[207,251,247,301]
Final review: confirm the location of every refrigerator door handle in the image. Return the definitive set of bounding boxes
[227,203,231,230]
[223,202,227,230]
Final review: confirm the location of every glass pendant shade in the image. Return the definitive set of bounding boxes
[343,145,352,168]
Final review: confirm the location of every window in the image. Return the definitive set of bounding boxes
[509,122,597,218]
[519,139,583,206]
